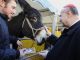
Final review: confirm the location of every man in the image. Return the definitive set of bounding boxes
[0,0,30,60]
[1,0,22,48]
[39,4,80,60]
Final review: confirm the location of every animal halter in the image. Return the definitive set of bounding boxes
[22,16,45,38]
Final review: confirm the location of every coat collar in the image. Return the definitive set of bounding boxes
[62,21,80,35]
[0,13,9,21]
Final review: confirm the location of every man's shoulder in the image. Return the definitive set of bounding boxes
[0,16,4,21]
[0,16,6,24]
[75,24,80,35]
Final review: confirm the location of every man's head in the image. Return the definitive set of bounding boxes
[60,4,79,28]
[0,0,17,19]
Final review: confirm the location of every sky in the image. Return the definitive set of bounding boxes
[48,0,80,13]
[35,0,80,17]
[47,0,80,16]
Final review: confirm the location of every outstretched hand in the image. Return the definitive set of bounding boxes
[38,49,49,58]
[17,40,23,47]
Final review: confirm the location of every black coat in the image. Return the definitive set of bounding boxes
[46,21,80,60]
[0,13,20,60]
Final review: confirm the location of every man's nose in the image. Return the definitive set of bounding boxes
[13,10,16,14]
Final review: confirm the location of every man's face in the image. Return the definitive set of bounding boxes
[3,0,17,19]
[60,8,69,27]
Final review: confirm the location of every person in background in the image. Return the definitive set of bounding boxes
[0,0,30,60]
[39,4,80,60]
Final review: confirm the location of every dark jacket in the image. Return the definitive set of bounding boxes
[44,34,57,49]
[0,13,20,60]
[46,21,80,60]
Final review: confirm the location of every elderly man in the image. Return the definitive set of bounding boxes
[39,4,80,60]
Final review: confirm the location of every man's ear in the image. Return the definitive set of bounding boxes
[67,11,73,17]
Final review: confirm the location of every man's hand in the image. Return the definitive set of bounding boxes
[19,48,28,57]
[19,48,36,57]
[38,50,49,58]
[17,40,23,47]
[44,26,52,37]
